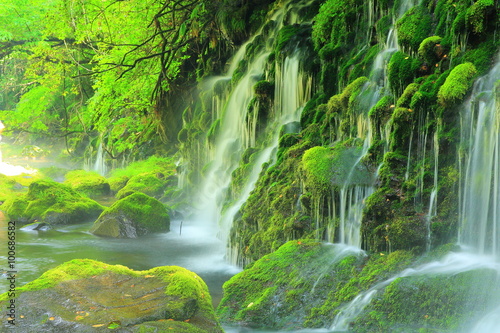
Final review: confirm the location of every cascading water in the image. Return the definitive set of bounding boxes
[225,53,313,265]
[459,55,500,257]
[330,0,422,248]
[192,0,314,245]
[330,251,500,331]
[329,53,500,333]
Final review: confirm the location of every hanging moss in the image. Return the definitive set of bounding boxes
[253,80,274,98]
[388,51,421,95]
[396,83,420,108]
[465,0,496,35]
[437,62,477,107]
[395,6,432,52]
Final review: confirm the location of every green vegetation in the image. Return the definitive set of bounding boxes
[438,62,477,107]
[63,170,110,198]
[1,180,104,224]
[0,259,222,332]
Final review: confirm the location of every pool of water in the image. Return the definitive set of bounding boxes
[0,213,240,306]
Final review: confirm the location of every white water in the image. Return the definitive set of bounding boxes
[193,0,313,250]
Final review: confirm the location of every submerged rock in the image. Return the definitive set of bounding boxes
[20,221,51,231]
[0,259,223,332]
[1,180,104,225]
[90,192,170,238]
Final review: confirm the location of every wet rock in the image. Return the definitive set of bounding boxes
[0,259,223,332]
[20,222,51,231]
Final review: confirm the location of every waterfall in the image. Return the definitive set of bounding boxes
[332,0,423,248]
[93,142,107,176]
[459,55,500,257]
[192,0,314,243]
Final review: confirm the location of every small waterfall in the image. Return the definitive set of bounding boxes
[93,142,107,176]
[459,55,500,257]
[332,0,422,248]
[192,0,314,242]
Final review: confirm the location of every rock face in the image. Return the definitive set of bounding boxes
[1,180,104,225]
[90,192,170,238]
[0,259,223,332]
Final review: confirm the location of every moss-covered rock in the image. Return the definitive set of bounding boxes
[437,62,477,107]
[90,192,170,238]
[116,173,167,199]
[0,259,222,332]
[217,240,366,330]
[64,169,111,198]
[395,6,432,52]
[1,180,104,225]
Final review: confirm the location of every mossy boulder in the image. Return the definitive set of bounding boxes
[90,192,170,238]
[116,173,167,199]
[64,169,111,198]
[0,259,222,332]
[1,180,104,225]
[437,62,477,107]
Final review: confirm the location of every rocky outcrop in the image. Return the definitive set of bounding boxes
[0,259,223,332]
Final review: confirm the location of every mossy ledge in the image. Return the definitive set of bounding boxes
[0,259,223,332]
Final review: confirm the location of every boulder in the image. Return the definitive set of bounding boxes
[63,170,111,198]
[90,192,170,238]
[1,180,104,225]
[0,259,223,332]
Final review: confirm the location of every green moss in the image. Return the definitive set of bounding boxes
[63,169,110,198]
[388,51,421,95]
[396,83,420,108]
[109,156,175,179]
[395,6,432,52]
[465,0,496,34]
[116,173,167,199]
[217,240,366,329]
[301,146,332,194]
[91,192,170,236]
[352,267,499,332]
[2,180,104,224]
[418,36,443,64]
[340,76,369,109]
[437,62,477,107]
[253,80,274,98]
[107,175,130,194]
